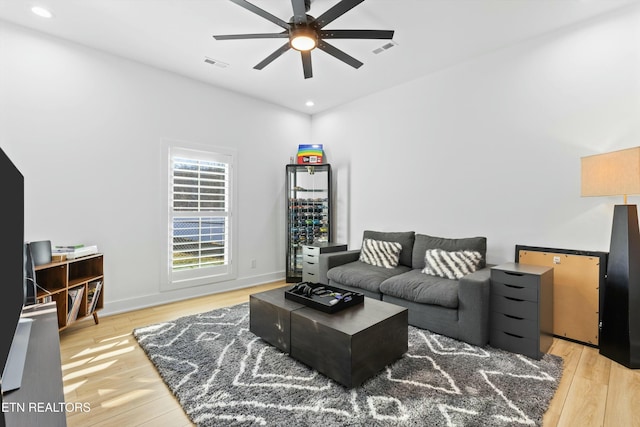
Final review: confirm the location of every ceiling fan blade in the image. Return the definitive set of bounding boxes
[254,43,291,70]
[315,0,364,29]
[317,40,363,69]
[214,32,289,40]
[301,51,313,79]
[229,0,291,30]
[291,0,308,25]
[318,29,394,40]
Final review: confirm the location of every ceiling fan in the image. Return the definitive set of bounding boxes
[213,0,395,79]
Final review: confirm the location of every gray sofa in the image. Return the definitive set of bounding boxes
[318,231,491,346]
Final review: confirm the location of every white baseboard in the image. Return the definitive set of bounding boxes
[100,271,285,317]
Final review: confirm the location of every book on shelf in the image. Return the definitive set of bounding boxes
[87,280,102,314]
[67,287,84,323]
[53,245,98,259]
[54,244,84,251]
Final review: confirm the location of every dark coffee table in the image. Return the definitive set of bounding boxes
[250,287,408,388]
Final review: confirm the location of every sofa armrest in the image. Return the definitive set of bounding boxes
[318,250,361,285]
[457,266,492,346]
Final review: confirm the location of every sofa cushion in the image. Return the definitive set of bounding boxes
[412,234,487,270]
[422,249,482,279]
[379,269,459,309]
[363,230,415,267]
[359,238,402,269]
[327,261,411,294]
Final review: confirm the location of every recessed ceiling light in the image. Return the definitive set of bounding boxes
[31,6,53,18]
[305,101,315,107]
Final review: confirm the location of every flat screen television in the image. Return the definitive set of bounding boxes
[0,147,32,411]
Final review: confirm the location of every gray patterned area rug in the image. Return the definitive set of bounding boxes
[133,303,563,427]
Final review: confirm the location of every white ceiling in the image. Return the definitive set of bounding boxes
[0,0,637,113]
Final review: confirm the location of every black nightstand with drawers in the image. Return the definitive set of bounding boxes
[490,262,553,360]
[302,242,347,283]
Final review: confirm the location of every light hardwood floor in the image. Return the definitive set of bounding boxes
[59,281,640,426]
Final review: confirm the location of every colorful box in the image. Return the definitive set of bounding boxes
[297,144,324,164]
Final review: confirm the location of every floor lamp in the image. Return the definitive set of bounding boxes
[581,147,640,369]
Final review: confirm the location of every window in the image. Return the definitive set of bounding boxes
[163,143,236,289]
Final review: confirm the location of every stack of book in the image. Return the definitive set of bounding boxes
[53,244,98,259]
[87,280,102,315]
[67,287,84,323]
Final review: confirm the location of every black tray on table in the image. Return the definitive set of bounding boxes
[284,282,364,313]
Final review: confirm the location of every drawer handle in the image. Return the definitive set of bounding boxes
[504,272,524,277]
[505,296,524,302]
[505,284,524,289]
[504,314,524,320]
[504,331,524,339]
[307,272,315,276]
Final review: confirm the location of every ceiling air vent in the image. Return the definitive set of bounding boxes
[204,57,229,68]
[373,41,398,55]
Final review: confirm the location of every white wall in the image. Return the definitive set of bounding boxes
[2,4,639,315]
[312,6,640,264]
[0,22,310,314]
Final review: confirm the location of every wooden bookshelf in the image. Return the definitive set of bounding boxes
[34,254,104,330]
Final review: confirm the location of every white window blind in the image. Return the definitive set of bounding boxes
[165,145,236,288]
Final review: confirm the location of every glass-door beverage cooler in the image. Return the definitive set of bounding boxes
[285,164,332,282]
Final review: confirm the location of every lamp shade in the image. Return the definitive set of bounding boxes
[581,147,640,198]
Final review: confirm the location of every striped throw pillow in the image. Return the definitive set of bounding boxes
[359,238,403,269]
[422,249,482,279]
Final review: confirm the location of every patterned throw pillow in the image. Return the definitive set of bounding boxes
[359,238,403,269]
[422,249,482,279]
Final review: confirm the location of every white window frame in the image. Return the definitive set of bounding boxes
[161,140,237,291]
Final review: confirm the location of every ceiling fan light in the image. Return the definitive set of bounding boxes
[290,30,317,51]
[31,6,53,18]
